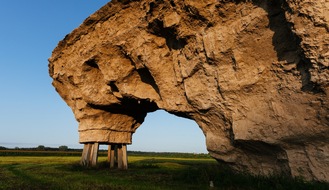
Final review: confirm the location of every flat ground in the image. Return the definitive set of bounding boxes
[0,150,328,190]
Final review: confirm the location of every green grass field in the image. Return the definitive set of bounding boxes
[0,151,328,190]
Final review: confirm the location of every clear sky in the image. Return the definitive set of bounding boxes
[0,1,207,153]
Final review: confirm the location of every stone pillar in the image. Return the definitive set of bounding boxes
[80,143,99,167]
[90,142,99,167]
[122,144,128,169]
[81,143,91,166]
[108,144,116,168]
[108,143,128,169]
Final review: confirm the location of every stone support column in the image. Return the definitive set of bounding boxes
[80,143,99,167]
[108,143,128,170]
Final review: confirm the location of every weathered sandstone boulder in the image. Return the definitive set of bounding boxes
[49,0,329,181]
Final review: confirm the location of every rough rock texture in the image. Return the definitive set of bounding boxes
[49,0,329,181]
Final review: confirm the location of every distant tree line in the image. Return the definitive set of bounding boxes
[35,145,68,151]
[127,151,211,158]
[0,145,210,158]
[0,145,79,152]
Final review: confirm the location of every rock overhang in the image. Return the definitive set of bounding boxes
[49,0,329,181]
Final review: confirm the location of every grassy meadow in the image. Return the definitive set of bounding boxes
[0,150,328,190]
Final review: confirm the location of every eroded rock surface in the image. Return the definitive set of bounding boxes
[49,0,329,181]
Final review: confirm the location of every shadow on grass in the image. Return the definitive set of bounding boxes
[2,156,328,190]
[3,164,61,190]
[62,159,329,190]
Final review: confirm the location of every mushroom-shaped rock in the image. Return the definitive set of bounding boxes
[49,0,329,181]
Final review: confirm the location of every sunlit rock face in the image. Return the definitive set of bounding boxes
[49,0,329,181]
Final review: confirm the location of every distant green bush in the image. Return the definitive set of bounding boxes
[59,145,68,151]
[37,145,45,151]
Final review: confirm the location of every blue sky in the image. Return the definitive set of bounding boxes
[0,1,207,153]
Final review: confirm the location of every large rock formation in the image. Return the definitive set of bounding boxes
[49,0,329,181]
